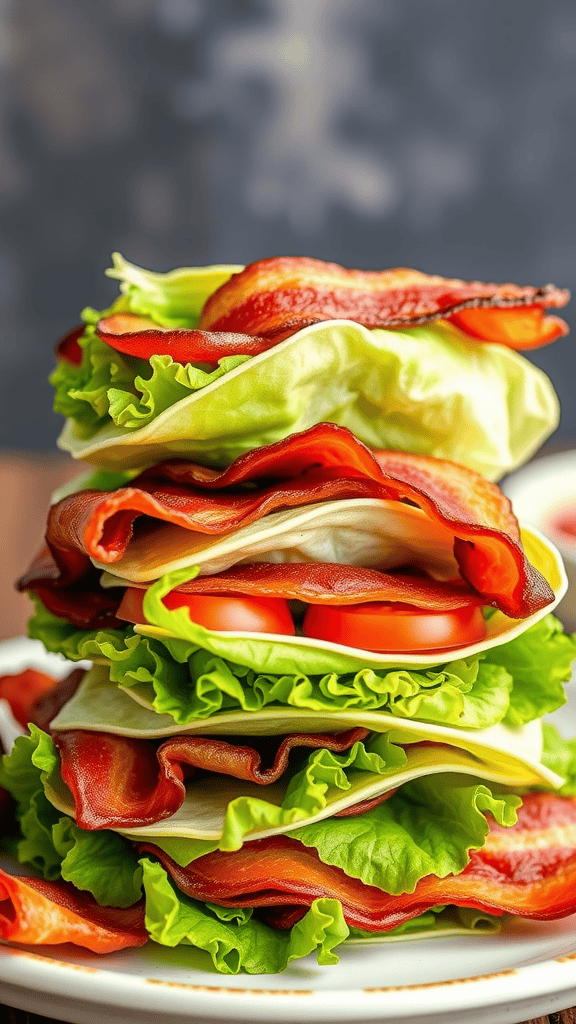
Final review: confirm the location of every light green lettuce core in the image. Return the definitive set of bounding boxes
[106,252,243,328]
[53,254,559,478]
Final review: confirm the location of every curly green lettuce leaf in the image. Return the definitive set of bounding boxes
[0,725,60,806]
[131,641,513,730]
[0,729,64,877]
[486,614,575,726]
[29,592,571,735]
[51,303,138,439]
[144,865,501,969]
[106,352,250,430]
[142,857,348,973]
[27,593,131,661]
[10,789,63,880]
[291,775,520,895]
[217,736,407,851]
[283,734,407,815]
[52,817,142,908]
[51,252,244,440]
[51,305,249,440]
[29,597,514,730]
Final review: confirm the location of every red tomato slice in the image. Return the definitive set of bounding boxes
[118,586,487,652]
[303,602,486,652]
[117,587,296,635]
[449,306,567,350]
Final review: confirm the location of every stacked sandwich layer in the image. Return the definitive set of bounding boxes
[1,256,576,973]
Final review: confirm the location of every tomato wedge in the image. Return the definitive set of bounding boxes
[117,586,296,635]
[303,602,486,652]
[449,305,568,349]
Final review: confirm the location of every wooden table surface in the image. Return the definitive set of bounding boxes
[0,452,78,641]
[1,452,576,1024]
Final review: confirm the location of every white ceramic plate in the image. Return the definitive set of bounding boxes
[1,636,575,1024]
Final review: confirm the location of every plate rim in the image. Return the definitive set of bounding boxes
[1,939,576,1023]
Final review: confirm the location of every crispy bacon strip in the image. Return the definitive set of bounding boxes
[95,312,279,363]
[28,669,86,733]
[0,869,146,951]
[23,557,482,630]
[199,257,569,350]
[17,425,552,622]
[76,260,569,366]
[138,793,576,932]
[125,564,483,611]
[53,727,370,829]
[21,543,124,630]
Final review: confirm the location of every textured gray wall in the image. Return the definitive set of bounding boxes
[1,0,575,451]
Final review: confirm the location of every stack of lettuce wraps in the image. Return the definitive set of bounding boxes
[1,255,576,973]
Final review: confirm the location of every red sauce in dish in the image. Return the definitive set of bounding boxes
[550,506,576,540]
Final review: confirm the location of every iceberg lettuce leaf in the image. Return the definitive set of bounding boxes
[54,261,559,479]
[105,253,242,328]
[485,614,575,726]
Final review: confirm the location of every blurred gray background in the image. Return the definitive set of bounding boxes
[1,0,575,452]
